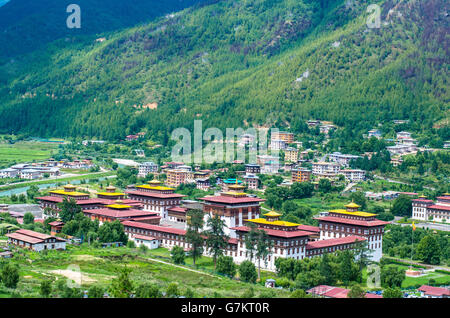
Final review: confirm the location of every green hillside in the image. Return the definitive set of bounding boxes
[0,0,448,144]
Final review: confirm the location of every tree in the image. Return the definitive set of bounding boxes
[255,229,273,281]
[204,214,229,269]
[135,283,162,298]
[347,284,366,298]
[171,245,185,265]
[58,197,82,223]
[295,270,325,290]
[185,209,204,266]
[415,235,441,265]
[40,279,52,298]
[26,185,40,201]
[239,260,257,283]
[383,287,403,298]
[380,265,405,288]
[353,240,373,271]
[1,264,20,289]
[338,250,360,287]
[244,222,259,262]
[23,212,34,225]
[88,285,104,298]
[98,220,128,244]
[166,283,179,298]
[318,179,332,193]
[110,267,133,298]
[319,253,336,285]
[349,192,367,210]
[290,289,309,298]
[216,256,237,278]
[390,195,412,217]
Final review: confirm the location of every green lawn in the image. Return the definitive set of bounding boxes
[362,264,450,290]
[0,141,59,167]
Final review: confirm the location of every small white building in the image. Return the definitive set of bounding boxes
[0,168,19,179]
[138,162,159,178]
[131,234,159,249]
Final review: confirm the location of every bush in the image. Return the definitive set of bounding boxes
[166,283,179,298]
[40,279,52,298]
[135,283,162,298]
[1,263,19,289]
[126,241,136,249]
[275,277,291,289]
[258,290,276,298]
[171,246,185,265]
[290,289,309,298]
[239,261,257,284]
[241,287,254,298]
[88,285,104,298]
[216,256,236,278]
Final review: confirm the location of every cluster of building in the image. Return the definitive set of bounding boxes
[0,158,96,180]
[412,194,450,223]
[0,163,60,180]
[9,180,388,270]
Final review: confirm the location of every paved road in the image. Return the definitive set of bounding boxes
[373,174,435,191]
[392,217,450,232]
[0,170,114,189]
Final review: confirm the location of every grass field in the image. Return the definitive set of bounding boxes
[0,245,290,298]
[362,263,450,290]
[0,141,59,168]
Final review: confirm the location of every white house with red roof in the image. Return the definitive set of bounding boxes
[418,285,450,298]
[6,229,66,252]
[412,195,450,223]
[307,285,382,298]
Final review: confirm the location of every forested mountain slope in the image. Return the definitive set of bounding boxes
[0,0,448,144]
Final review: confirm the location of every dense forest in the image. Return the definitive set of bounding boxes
[0,0,448,144]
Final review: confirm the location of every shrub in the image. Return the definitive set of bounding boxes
[216,256,236,278]
[239,261,257,284]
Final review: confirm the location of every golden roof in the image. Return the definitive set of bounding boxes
[136,185,174,191]
[248,218,299,227]
[49,189,87,196]
[263,211,282,217]
[106,204,131,209]
[345,202,361,208]
[106,185,116,190]
[228,184,245,189]
[148,179,161,184]
[97,192,125,196]
[63,184,77,189]
[329,209,376,217]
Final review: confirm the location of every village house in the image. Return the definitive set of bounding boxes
[284,147,299,163]
[6,229,66,252]
[137,161,159,178]
[412,194,450,223]
[292,167,311,183]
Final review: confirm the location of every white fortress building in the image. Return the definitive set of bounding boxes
[412,194,450,223]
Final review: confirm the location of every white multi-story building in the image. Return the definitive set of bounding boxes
[412,195,450,223]
[270,139,287,151]
[312,162,340,178]
[138,162,159,178]
[340,169,366,182]
[0,168,19,178]
[328,152,360,167]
